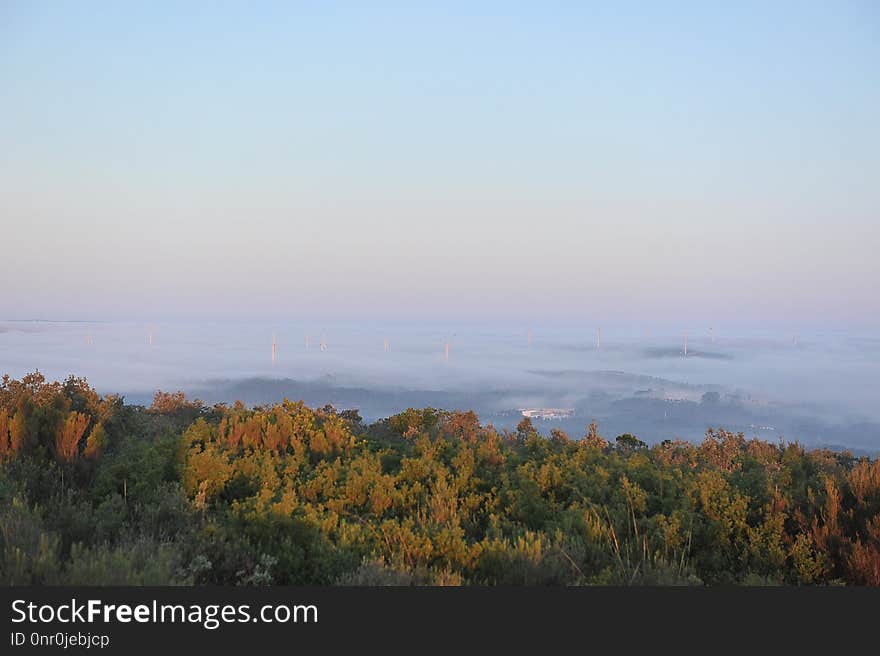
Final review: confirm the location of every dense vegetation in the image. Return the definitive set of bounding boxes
[1,372,879,586]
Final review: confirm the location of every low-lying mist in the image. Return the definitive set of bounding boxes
[1,320,877,453]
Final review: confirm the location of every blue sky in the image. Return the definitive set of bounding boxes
[1,2,878,324]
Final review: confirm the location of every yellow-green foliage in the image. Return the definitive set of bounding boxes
[2,373,880,586]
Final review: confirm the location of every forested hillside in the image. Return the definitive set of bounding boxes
[1,372,878,586]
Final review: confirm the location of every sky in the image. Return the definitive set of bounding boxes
[1,1,878,325]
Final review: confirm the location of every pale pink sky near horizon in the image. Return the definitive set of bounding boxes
[2,2,878,325]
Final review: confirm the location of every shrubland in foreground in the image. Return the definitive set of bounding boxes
[2,372,879,585]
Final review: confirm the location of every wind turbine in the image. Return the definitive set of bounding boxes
[271,333,277,364]
[596,327,601,351]
[383,338,390,352]
[442,335,455,362]
[683,330,688,357]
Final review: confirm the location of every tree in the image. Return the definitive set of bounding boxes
[583,421,608,449]
[615,434,647,453]
[9,410,28,455]
[55,411,90,462]
[0,410,10,459]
